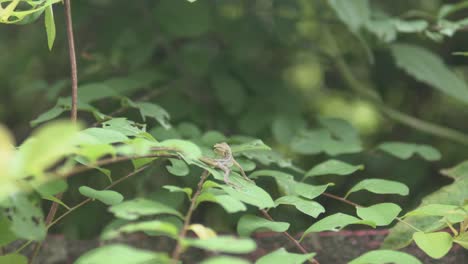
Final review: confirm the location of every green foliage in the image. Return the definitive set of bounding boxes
[78,186,124,206]
[75,244,170,264]
[237,214,289,237]
[255,248,316,264]
[1,0,467,263]
[349,250,422,264]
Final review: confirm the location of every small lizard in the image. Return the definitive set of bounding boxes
[200,142,254,186]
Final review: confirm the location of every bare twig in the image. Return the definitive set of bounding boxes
[171,170,210,263]
[33,1,79,260]
[260,210,320,264]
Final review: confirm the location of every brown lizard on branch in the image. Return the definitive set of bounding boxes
[200,142,254,186]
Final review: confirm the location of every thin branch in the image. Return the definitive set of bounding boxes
[260,210,320,264]
[16,165,150,257]
[65,0,78,122]
[171,170,210,263]
[34,1,78,260]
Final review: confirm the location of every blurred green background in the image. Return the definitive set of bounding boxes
[1,0,467,238]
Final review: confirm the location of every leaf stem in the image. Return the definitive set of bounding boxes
[260,210,320,264]
[171,170,210,263]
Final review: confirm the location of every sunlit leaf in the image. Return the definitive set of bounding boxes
[103,220,178,240]
[346,179,409,198]
[0,253,28,264]
[305,159,364,178]
[349,250,422,264]
[275,196,325,218]
[237,214,289,237]
[109,198,183,220]
[356,203,402,226]
[302,213,375,239]
[44,5,55,50]
[413,232,453,259]
[201,256,249,264]
[75,244,170,264]
[79,186,124,206]
[1,194,46,241]
[163,185,192,199]
[166,158,189,176]
[184,236,256,254]
[197,192,247,213]
[255,248,316,264]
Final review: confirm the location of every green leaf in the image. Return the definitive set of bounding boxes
[78,186,124,206]
[44,5,55,50]
[0,216,16,246]
[219,173,275,209]
[30,105,65,127]
[378,142,441,161]
[275,196,325,218]
[328,0,370,33]
[166,158,189,176]
[346,179,409,198]
[356,203,402,226]
[0,253,28,264]
[201,256,250,264]
[404,204,466,223]
[109,198,183,220]
[413,232,453,259]
[136,102,171,129]
[231,140,271,153]
[255,248,316,264]
[291,118,362,156]
[17,120,81,177]
[184,236,256,254]
[154,0,212,38]
[103,220,178,240]
[237,214,289,237]
[1,194,46,241]
[383,160,468,249]
[212,72,246,115]
[80,128,128,144]
[197,192,247,213]
[157,139,202,161]
[201,131,227,146]
[251,170,330,200]
[349,250,422,264]
[35,179,68,197]
[163,185,192,199]
[304,159,364,178]
[102,118,145,136]
[272,115,306,145]
[454,232,468,249]
[391,43,468,104]
[75,244,170,264]
[302,213,375,239]
[41,194,71,210]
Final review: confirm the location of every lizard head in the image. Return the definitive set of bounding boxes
[213,142,230,156]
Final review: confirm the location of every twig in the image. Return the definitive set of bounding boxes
[260,210,320,264]
[65,0,78,122]
[171,170,210,263]
[16,165,150,256]
[33,1,79,261]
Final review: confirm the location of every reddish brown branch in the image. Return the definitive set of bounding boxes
[260,210,320,264]
[171,170,210,263]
